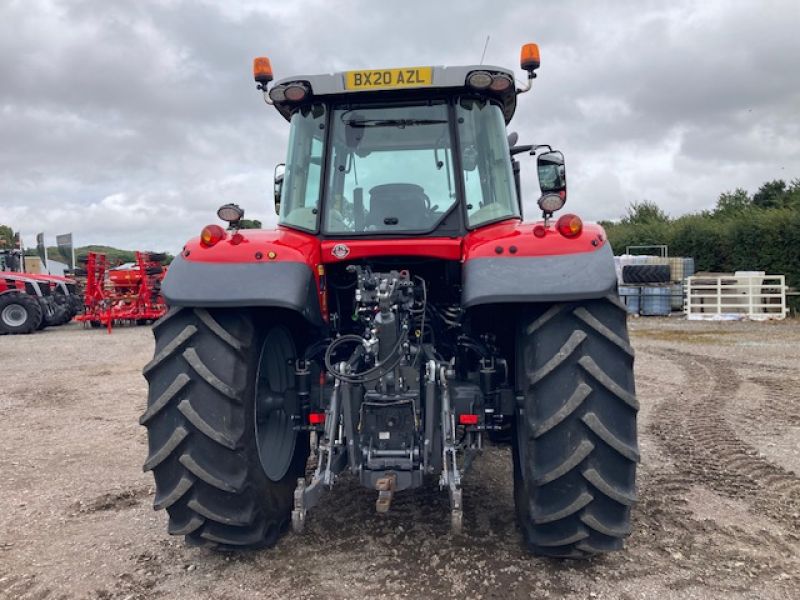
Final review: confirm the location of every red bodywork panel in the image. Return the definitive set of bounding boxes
[462,220,606,259]
[182,220,606,265]
[0,272,50,294]
[320,238,462,263]
[184,228,320,265]
[20,273,76,284]
[1,271,29,293]
[180,220,608,322]
[1,273,75,297]
[12,273,76,292]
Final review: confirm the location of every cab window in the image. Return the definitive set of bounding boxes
[279,104,326,231]
[457,99,519,228]
[323,102,456,234]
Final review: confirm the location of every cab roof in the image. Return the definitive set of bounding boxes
[270,64,519,124]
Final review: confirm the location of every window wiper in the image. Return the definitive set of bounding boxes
[345,119,448,128]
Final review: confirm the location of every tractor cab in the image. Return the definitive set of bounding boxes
[254,47,566,239]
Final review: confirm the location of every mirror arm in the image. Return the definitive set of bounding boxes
[530,144,552,156]
[510,144,534,156]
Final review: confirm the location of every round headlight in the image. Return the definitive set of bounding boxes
[537,193,565,214]
[467,71,492,89]
[489,74,513,92]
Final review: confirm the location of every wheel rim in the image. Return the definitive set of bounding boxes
[254,326,298,482]
[2,304,28,328]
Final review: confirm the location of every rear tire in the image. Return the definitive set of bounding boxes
[513,295,638,558]
[46,303,70,326]
[53,291,76,322]
[0,292,43,334]
[68,294,84,315]
[141,307,308,548]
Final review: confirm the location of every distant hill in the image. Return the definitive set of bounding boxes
[27,245,173,266]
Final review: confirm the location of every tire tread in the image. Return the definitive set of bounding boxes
[141,308,305,549]
[514,297,638,558]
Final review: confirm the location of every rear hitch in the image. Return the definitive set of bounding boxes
[292,371,347,533]
[375,473,397,514]
[438,364,464,534]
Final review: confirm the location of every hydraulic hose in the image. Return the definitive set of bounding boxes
[324,331,408,384]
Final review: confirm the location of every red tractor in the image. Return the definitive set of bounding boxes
[141,44,638,558]
[0,249,78,333]
[0,272,62,333]
[16,273,81,325]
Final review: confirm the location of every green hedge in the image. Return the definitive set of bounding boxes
[605,207,800,288]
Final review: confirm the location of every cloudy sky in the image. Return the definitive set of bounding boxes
[2,0,799,253]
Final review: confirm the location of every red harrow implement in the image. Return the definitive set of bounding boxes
[76,251,167,331]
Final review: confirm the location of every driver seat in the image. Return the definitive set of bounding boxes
[367,183,429,230]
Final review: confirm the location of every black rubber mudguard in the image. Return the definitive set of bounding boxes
[462,243,618,307]
[162,256,323,326]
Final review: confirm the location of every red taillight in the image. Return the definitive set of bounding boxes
[533,224,547,238]
[200,224,226,247]
[308,412,326,425]
[458,414,479,426]
[556,214,583,238]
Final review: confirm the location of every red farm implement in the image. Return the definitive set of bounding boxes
[76,251,167,331]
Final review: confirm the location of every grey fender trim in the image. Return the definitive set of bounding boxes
[162,256,323,326]
[462,243,618,307]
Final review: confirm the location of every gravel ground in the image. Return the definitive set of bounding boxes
[1,317,799,599]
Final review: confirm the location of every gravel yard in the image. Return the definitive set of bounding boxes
[1,317,799,599]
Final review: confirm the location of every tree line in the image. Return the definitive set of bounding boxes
[602,179,800,288]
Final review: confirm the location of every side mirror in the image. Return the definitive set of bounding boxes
[537,150,566,195]
[536,150,567,214]
[274,163,285,215]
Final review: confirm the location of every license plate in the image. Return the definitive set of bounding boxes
[344,67,433,91]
